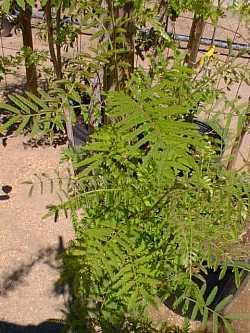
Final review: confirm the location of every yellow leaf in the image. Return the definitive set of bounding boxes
[198,46,216,67]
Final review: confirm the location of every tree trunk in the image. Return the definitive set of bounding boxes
[64,105,75,147]
[44,0,74,145]
[19,5,38,94]
[104,0,135,91]
[185,15,205,67]
[44,0,61,79]
[56,2,62,79]
[103,0,118,91]
[226,117,250,170]
[123,1,135,80]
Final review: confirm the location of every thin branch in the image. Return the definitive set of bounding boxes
[44,0,60,79]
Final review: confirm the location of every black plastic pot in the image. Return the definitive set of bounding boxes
[162,119,249,320]
[188,117,225,156]
[73,122,89,146]
[164,264,249,321]
[69,92,91,146]
[1,16,15,37]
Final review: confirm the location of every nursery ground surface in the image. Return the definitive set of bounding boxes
[0,136,74,329]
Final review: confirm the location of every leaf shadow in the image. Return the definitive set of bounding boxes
[0,236,66,298]
[0,320,65,333]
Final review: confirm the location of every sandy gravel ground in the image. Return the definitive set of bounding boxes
[0,136,74,326]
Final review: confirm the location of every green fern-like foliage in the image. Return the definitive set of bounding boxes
[0,86,86,141]
[55,76,250,333]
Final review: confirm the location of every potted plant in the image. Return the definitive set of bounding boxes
[56,66,249,332]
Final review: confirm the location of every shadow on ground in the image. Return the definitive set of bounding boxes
[1,79,27,98]
[0,238,70,332]
[0,321,65,333]
[0,236,65,297]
